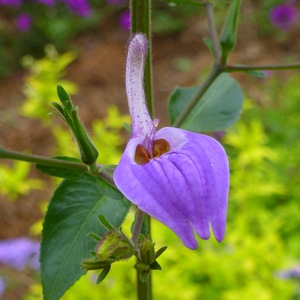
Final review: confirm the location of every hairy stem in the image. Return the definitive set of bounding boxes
[131,208,145,246]
[0,147,115,186]
[205,1,220,61]
[224,63,300,71]
[172,63,223,128]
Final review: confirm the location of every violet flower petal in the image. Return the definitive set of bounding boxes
[114,128,229,249]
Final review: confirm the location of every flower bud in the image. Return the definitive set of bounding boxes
[138,238,155,265]
[72,107,99,166]
[220,0,241,64]
[95,230,134,261]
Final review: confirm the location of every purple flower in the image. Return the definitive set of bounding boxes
[15,13,32,32]
[277,265,300,279]
[114,34,229,250]
[0,0,23,7]
[0,276,5,298]
[35,0,56,5]
[63,0,92,17]
[269,3,299,31]
[119,10,130,31]
[0,238,40,271]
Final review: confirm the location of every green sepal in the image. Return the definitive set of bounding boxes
[98,214,116,231]
[72,108,99,165]
[134,263,151,272]
[155,246,167,259]
[88,232,102,242]
[220,0,242,63]
[82,258,115,270]
[150,260,162,270]
[140,271,150,283]
[51,101,65,117]
[90,251,97,257]
[57,84,73,115]
[96,265,111,284]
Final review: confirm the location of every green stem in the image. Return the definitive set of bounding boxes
[130,0,153,298]
[172,63,223,128]
[137,273,152,300]
[0,147,88,171]
[224,63,300,71]
[205,1,220,61]
[131,0,153,118]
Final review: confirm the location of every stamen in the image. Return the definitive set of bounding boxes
[135,138,170,165]
[153,139,170,158]
[135,144,150,165]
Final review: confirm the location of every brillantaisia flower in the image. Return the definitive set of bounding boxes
[114,33,229,250]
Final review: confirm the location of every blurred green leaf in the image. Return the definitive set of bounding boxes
[203,38,215,59]
[168,73,244,132]
[41,173,130,300]
[162,0,204,6]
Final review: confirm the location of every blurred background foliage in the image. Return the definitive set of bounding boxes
[0,0,300,299]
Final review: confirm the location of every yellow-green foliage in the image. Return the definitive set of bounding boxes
[21,45,78,123]
[0,161,44,200]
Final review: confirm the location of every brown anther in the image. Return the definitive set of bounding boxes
[153,139,170,158]
[135,144,150,165]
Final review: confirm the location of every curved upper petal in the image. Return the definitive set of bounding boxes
[114,127,229,249]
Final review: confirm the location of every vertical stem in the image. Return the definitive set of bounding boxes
[130,0,153,299]
[205,1,220,62]
[130,0,154,118]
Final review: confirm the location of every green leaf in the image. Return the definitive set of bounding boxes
[35,156,84,179]
[98,214,116,231]
[35,165,84,179]
[162,0,204,6]
[203,38,215,59]
[52,156,82,163]
[150,260,162,270]
[123,122,131,135]
[41,173,130,300]
[96,265,111,284]
[220,0,242,63]
[242,69,267,78]
[168,73,244,132]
